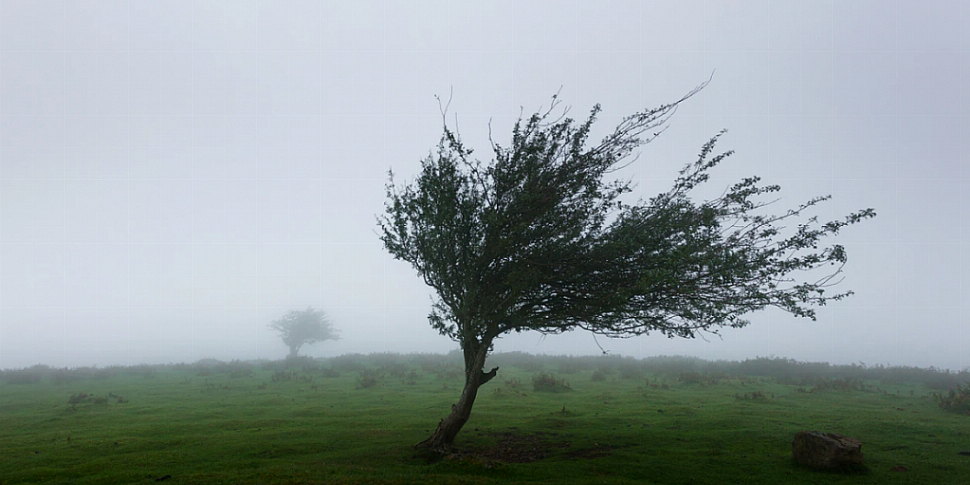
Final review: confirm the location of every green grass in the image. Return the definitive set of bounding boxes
[1,357,969,484]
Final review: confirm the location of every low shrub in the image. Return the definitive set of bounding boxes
[271,371,297,382]
[493,377,527,397]
[379,361,409,379]
[1,367,47,384]
[590,369,608,382]
[504,377,523,391]
[555,357,588,374]
[430,364,462,380]
[642,378,671,390]
[356,369,383,389]
[330,354,367,372]
[511,353,544,372]
[319,367,340,378]
[283,355,317,369]
[532,373,571,393]
[403,370,419,385]
[809,377,871,393]
[52,369,82,385]
[933,383,970,415]
[677,371,727,385]
[68,392,90,409]
[734,391,772,400]
[618,364,645,380]
[678,371,707,385]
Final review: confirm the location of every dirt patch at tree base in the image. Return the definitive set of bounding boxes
[429,430,620,464]
[468,431,568,463]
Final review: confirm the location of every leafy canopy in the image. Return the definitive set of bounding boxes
[379,87,874,348]
[267,307,338,356]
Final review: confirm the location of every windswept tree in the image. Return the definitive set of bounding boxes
[379,85,875,453]
[268,307,338,359]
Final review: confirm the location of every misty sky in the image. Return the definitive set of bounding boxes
[0,0,967,371]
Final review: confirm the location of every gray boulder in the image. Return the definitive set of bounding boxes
[792,431,864,470]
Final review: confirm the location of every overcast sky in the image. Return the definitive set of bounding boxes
[0,0,966,371]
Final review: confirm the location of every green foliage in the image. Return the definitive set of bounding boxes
[267,307,338,358]
[380,87,874,348]
[933,383,970,415]
[380,87,873,447]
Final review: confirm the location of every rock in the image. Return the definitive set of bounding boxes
[792,431,864,471]
[958,450,970,456]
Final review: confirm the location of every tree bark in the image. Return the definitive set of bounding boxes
[414,339,498,453]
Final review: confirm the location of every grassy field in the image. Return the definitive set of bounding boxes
[1,354,968,484]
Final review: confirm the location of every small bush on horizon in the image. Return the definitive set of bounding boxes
[402,370,419,385]
[532,372,571,393]
[933,382,970,415]
[379,361,409,378]
[734,391,772,400]
[0,368,45,385]
[492,377,527,397]
[678,371,707,385]
[356,369,382,389]
[330,354,367,372]
[618,363,645,380]
[809,377,871,393]
[52,369,83,385]
[430,363,462,380]
[509,352,543,372]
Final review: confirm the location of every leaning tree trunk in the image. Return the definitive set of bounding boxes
[414,339,498,453]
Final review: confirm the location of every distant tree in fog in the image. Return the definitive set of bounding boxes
[379,82,875,453]
[268,307,338,358]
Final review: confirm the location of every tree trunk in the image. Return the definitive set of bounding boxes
[414,339,498,453]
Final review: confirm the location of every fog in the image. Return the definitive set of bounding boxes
[0,1,966,371]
